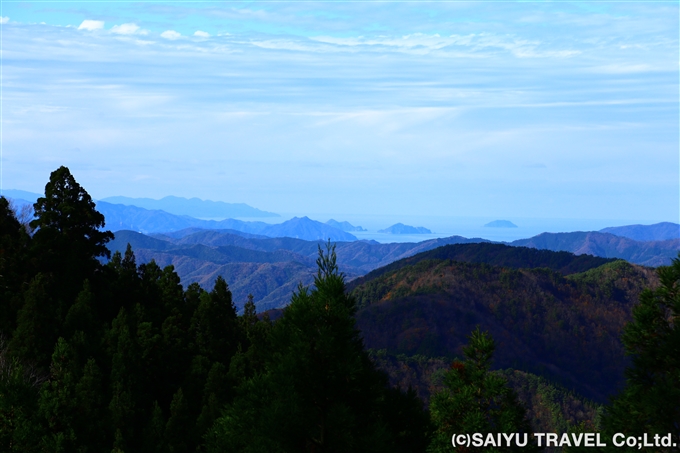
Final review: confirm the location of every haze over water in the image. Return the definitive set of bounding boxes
[251,213,655,243]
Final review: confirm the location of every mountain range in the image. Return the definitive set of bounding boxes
[107,229,489,311]
[104,222,678,316]
[599,221,680,241]
[511,231,679,267]
[100,195,279,218]
[4,189,678,274]
[96,204,360,240]
[7,194,357,242]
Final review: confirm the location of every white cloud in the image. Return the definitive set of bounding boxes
[78,20,104,31]
[194,31,210,38]
[161,30,182,40]
[305,33,583,59]
[111,23,144,35]
[590,63,654,74]
[0,17,8,24]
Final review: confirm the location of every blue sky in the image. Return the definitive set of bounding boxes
[1,1,678,222]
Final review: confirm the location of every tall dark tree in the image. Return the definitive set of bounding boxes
[190,276,238,363]
[601,255,680,451]
[428,327,539,453]
[10,274,56,366]
[30,166,113,306]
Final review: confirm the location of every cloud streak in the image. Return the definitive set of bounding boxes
[78,20,104,31]
[110,23,146,35]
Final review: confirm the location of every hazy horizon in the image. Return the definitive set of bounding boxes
[3,187,672,244]
[2,1,678,223]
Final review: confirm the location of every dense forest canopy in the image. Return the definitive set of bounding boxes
[0,166,677,452]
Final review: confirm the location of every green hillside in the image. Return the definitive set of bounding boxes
[348,242,617,292]
[352,259,657,401]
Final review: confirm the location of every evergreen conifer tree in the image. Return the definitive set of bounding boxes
[10,274,56,367]
[428,327,539,453]
[30,167,113,297]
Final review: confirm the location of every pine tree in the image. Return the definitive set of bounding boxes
[63,280,97,340]
[107,308,139,449]
[30,167,113,294]
[28,166,114,346]
[38,338,80,452]
[196,362,228,437]
[241,293,258,333]
[10,274,57,367]
[165,388,191,453]
[143,401,166,453]
[190,276,238,363]
[428,327,539,453]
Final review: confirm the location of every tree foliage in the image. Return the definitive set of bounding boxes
[601,256,680,451]
[208,242,430,453]
[428,327,540,453]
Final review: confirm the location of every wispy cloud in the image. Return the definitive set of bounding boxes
[161,30,182,40]
[0,17,9,24]
[311,33,581,59]
[589,64,656,74]
[110,23,147,36]
[78,20,104,31]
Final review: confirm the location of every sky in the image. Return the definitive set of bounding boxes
[1,0,678,223]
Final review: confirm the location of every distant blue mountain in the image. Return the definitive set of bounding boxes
[378,223,432,234]
[100,195,278,218]
[2,189,41,203]
[154,228,269,240]
[599,222,680,242]
[326,219,367,232]
[266,217,357,241]
[94,202,355,241]
[511,231,680,267]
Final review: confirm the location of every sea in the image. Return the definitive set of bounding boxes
[235,213,656,244]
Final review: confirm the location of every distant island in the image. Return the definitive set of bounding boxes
[484,220,518,228]
[326,219,367,232]
[378,223,432,234]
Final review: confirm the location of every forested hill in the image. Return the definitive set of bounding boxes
[352,259,658,401]
[347,242,616,292]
